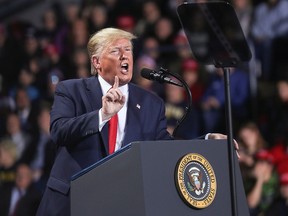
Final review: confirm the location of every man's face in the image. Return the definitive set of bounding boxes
[97,38,133,86]
[280,184,288,199]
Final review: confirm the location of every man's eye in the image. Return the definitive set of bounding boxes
[111,49,119,54]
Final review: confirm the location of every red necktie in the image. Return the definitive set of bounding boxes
[108,114,118,154]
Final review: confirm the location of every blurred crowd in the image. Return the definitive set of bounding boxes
[0,0,288,215]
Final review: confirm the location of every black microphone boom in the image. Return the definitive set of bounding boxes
[141,68,183,87]
[141,67,192,139]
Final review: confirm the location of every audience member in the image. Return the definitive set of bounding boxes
[21,27,42,61]
[0,23,22,93]
[265,158,288,216]
[0,138,18,186]
[247,150,278,216]
[181,58,206,104]
[63,1,81,26]
[69,46,90,78]
[238,122,268,169]
[43,69,64,104]
[13,87,38,132]
[133,54,164,98]
[164,82,187,136]
[251,0,288,80]
[5,113,31,161]
[237,122,279,215]
[141,36,161,63]
[167,30,193,73]
[180,58,207,137]
[268,79,288,143]
[201,67,250,133]
[20,103,55,194]
[9,67,40,102]
[116,15,136,33]
[43,43,68,79]
[232,0,254,39]
[39,5,68,56]
[134,1,162,37]
[153,17,176,66]
[0,163,42,216]
[0,94,15,136]
[87,3,109,34]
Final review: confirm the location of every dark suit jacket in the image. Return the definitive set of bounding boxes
[37,75,171,215]
[0,183,42,216]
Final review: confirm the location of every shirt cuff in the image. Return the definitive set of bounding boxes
[205,133,211,140]
[99,108,110,131]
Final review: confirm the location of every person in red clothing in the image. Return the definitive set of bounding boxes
[180,58,206,137]
[265,158,288,216]
[181,58,206,104]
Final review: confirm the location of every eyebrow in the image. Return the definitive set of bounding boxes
[110,44,132,49]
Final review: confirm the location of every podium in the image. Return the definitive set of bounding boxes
[71,140,249,216]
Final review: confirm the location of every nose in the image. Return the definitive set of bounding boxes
[120,49,128,60]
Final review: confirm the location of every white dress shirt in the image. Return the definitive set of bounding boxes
[98,75,129,152]
[9,187,25,215]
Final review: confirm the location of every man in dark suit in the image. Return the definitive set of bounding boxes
[0,163,42,216]
[36,27,231,216]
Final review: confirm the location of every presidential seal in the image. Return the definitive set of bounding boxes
[175,153,217,209]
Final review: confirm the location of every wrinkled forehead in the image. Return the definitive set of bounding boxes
[106,38,133,50]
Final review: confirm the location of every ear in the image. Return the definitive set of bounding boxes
[91,55,100,70]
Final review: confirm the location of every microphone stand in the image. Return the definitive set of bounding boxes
[159,68,193,139]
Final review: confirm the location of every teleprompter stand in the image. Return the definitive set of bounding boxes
[177,2,252,216]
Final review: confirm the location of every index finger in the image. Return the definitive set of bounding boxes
[113,76,119,89]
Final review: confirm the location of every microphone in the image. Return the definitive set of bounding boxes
[141,68,183,87]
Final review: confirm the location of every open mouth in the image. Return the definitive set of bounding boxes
[121,63,129,72]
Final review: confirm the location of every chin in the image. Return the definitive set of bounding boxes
[119,77,132,86]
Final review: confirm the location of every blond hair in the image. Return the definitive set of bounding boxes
[87,28,137,75]
[0,138,18,162]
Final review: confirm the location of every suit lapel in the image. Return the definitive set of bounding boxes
[83,76,103,111]
[123,84,143,146]
[83,76,109,154]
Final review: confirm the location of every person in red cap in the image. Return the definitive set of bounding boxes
[179,58,206,138]
[116,15,135,33]
[246,149,278,216]
[181,58,206,103]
